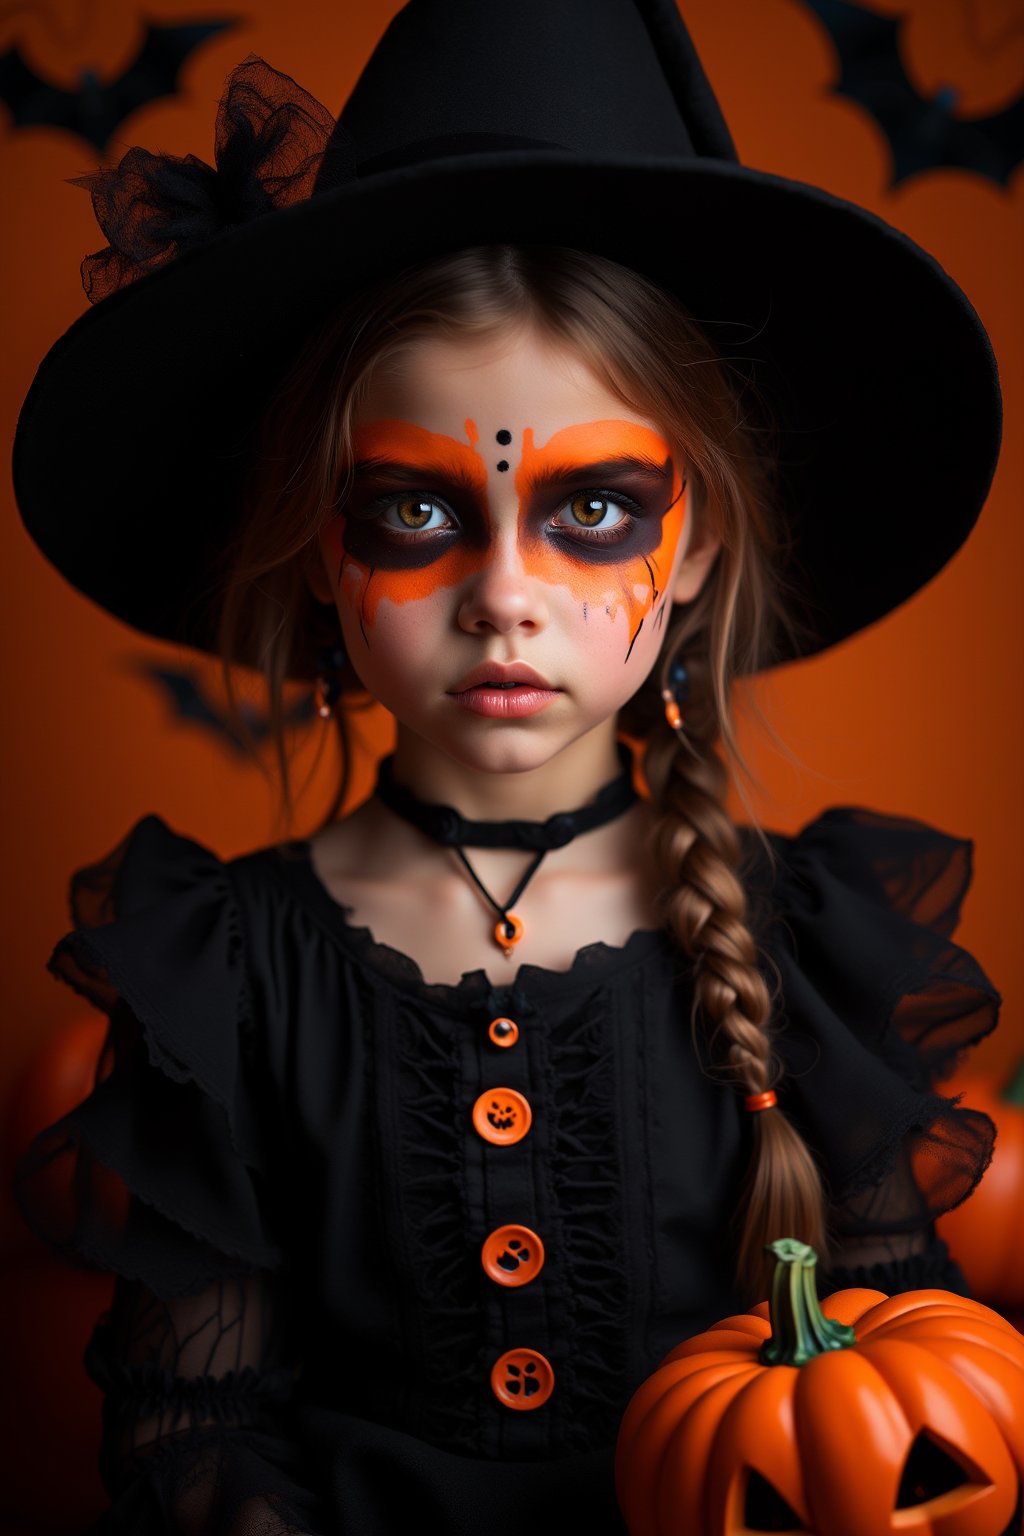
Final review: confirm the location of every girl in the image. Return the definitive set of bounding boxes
[11,2,1004,1533]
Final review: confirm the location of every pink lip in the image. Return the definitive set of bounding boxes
[448,662,560,719]
[450,661,555,692]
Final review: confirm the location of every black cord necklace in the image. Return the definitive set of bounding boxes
[374,743,638,958]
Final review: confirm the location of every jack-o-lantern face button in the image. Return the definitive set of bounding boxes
[481,1224,545,1287]
[472,1088,532,1145]
[491,1348,555,1410]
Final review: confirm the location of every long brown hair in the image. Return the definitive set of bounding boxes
[218,244,828,1300]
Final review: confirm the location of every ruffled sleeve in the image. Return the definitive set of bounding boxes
[12,818,328,1533]
[15,816,282,1298]
[746,807,1000,1292]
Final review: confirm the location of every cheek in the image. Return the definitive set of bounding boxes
[320,523,483,635]
[524,472,689,656]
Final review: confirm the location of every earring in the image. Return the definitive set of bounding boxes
[661,659,690,733]
[314,642,347,718]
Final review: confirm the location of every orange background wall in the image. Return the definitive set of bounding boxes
[1,0,1021,1257]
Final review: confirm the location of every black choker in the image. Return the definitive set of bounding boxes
[374,744,638,957]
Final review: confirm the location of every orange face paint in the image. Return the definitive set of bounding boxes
[325,416,686,658]
[513,420,687,659]
[322,419,490,636]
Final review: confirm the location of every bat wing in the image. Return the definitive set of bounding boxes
[138,663,250,755]
[0,44,91,135]
[803,0,1024,185]
[0,18,237,152]
[97,19,239,150]
[135,662,320,754]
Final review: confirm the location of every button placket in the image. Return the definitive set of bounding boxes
[469,992,557,1448]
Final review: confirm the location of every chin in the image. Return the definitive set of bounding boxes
[415,721,581,779]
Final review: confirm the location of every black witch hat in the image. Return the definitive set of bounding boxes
[12,0,1001,670]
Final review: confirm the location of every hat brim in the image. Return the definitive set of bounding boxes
[13,152,1002,674]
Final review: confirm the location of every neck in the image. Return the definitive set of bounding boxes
[390,724,625,823]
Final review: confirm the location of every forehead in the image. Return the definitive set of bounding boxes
[355,322,666,444]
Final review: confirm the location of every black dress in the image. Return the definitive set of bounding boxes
[12,805,998,1535]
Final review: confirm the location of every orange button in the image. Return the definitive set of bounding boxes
[472,1088,532,1145]
[491,1348,555,1410]
[488,1016,519,1048]
[481,1224,545,1286]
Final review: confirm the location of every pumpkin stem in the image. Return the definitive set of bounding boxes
[759,1239,856,1366]
[1002,1056,1024,1107]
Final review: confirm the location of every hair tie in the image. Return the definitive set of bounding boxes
[744,1090,778,1113]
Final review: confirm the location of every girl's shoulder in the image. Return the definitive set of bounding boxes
[54,810,319,940]
[46,814,318,1081]
[737,804,999,1213]
[21,815,297,1296]
[744,803,979,945]
[741,802,998,1079]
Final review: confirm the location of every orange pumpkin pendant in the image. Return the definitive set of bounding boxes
[616,1237,1024,1536]
[494,912,523,959]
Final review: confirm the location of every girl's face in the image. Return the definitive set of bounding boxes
[311,322,719,776]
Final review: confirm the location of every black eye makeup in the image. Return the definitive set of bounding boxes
[340,486,469,571]
[338,458,680,571]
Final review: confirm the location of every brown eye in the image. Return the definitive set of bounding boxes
[554,493,630,532]
[571,494,609,526]
[381,497,450,532]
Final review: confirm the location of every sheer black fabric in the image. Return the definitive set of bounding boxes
[70,58,336,304]
[87,1274,324,1534]
[12,804,998,1533]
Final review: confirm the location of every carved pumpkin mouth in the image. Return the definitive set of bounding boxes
[739,1431,997,1534]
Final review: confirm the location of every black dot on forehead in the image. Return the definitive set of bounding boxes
[496,460,510,472]
[496,429,512,445]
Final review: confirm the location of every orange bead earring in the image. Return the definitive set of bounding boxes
[661,659,690,735]
[314,643,347,719]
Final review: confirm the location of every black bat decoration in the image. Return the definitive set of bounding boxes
[133,661,315,757]
[802,0,1024,186]
[0,18,239,154]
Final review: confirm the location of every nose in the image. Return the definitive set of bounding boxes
[457,528,550,636]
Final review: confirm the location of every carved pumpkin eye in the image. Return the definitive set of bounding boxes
[895,1429,989,1516]
[744,1469,807,1532]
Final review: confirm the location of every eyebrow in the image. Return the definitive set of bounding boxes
[350,454,672,492]
[522,455,672,490]
[350,456,485,494]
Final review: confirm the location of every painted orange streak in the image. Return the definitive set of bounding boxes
[332,419,490,626]
[514,420,686,632]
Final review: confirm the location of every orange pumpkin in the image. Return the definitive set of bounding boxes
[937,1057,1024,1313]
[616,1239,1024,1536]
[3,1012,109,1183]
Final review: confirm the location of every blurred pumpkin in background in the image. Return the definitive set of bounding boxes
[937,1057,1024,1318]
[2,1015,112,1531]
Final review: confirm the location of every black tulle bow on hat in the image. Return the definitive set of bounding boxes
[70,58,341,303]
